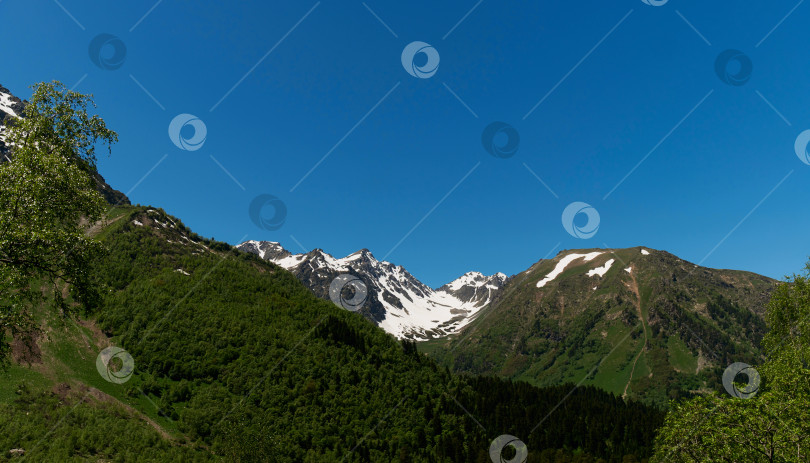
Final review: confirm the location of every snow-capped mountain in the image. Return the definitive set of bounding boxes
[238,240,507,340]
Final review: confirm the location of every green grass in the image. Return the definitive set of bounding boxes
[590,325,641,395]
[0,285,183,439]
[0,364,51,402]
[668,335,697,374]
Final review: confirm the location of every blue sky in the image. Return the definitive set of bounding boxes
[1,0,808,287]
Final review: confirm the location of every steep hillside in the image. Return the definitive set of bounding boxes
[0,207,213,462]
[425,247,776,406]
[0,208,665,462]
[238,240,506,340]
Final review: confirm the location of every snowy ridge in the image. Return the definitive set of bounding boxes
[238,240,507,340]
[441,271,506,292]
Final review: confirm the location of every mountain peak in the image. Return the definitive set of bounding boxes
[237,240,507,340]
[344,248,377,264]
[535,247,664,288]
[435,244,777,404]
[440,271,507,292]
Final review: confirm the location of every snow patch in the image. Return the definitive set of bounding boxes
[587,258,615,277]
[536,251,603,288]
[625,266,633,274]
[0,92,18,117]
[641,249,650,255]
[275,254,306,269]
[175,269,190,276]
[132,220,143,226]
[376,277,494,340]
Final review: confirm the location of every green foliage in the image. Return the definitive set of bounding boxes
[0,386,213,461]
[82,208,664,462]
[0,81,116,363]
[651,263,810,462]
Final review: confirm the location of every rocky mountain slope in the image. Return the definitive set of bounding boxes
[0,84,129,205]
[422,247,777,405]
[238,240,507,340]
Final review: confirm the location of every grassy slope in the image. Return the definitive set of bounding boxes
[424,247,776,406]
[0,207,215,461]
[0,259,213,459]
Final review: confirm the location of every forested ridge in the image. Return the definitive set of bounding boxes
[72,206,662,462]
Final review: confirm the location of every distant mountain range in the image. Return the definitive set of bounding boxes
[241,238,778,404]
[239,241,777,405]
[237,240,506,340]
[237,241,777,404]
[0,84,129,205]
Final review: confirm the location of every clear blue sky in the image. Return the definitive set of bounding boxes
[1,0,808,287]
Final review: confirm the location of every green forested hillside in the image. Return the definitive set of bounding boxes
[0,386,213,462]
[0,207,664,462]
[651,264,810,461]
[424,248,776,406]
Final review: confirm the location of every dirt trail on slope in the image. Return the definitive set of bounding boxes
[85,213,124,237]
[86,386,175,441]
[51,383,176,442]
[622,267,648,399]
